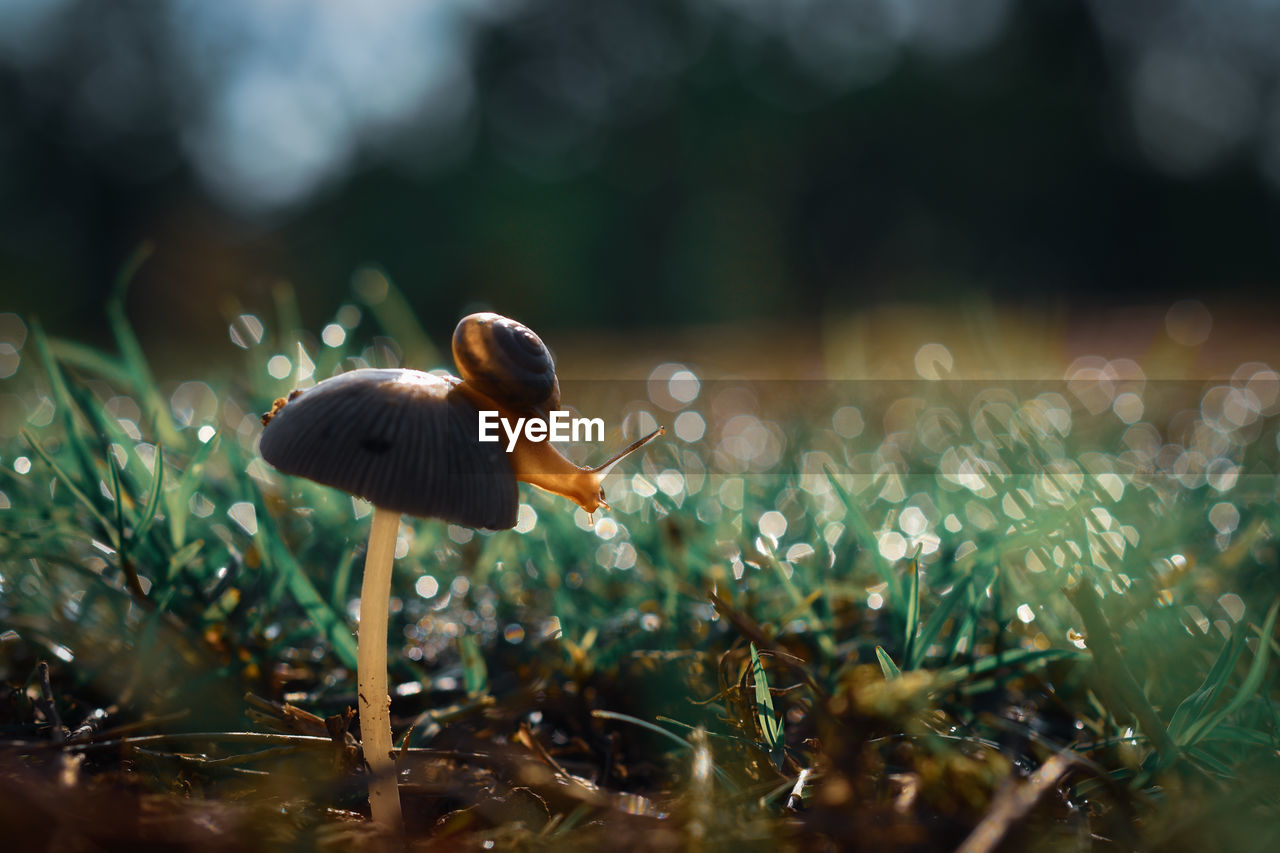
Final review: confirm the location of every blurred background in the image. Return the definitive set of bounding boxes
[2,0,1280,370]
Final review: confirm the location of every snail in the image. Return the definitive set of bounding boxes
[258,312,664,834]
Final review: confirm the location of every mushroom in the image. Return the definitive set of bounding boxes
[258,314,663,834]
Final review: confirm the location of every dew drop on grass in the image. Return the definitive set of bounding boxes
[914,342,954,380]
[294,343,315,383]
[759,510,787,540]
[718,477,743,510]
[189,492,214,518]
[415,575,439,599]
[171,381,218,427]
[899,506,928,536]
[0,343,18,379]
[786,543,815,562]
[1206,458,1240,492]
[624,409,661,438]
[674,410,705,442]
[878,530,907,561]
[631,474,656,498]
[335,304,362,329]
[595,543,614,567]
[656,469,684,496]
[321,323,346,347]
[13,456,30,475]
[1209,502,1239,534]
[615,543,637,569]
[227,501,257,536]
[832,406,864,438]
[823,522,844,546]
[1113,392,1144,424]
[229,314,264,348]
[1218,592,1245,622]
[267,355,292,379]
[1016,603,1036,623]
[514,504,537,533]
[669,369,700,404]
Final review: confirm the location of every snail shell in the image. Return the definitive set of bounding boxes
[452,312,560,416]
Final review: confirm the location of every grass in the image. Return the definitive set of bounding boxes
[2,272,1279,851]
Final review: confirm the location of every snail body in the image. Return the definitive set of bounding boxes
[259,312,662,529]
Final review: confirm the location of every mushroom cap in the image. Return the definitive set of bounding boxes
[259,368,517,529]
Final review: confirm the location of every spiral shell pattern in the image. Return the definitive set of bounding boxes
[452,312,560,414]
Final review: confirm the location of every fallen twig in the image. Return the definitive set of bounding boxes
[956,752,1075,853]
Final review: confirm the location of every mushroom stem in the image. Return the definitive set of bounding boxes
[358,505,404,835]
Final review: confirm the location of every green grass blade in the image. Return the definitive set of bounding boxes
[591,709,738,791]
[329,542,359,611]
[29,321,96,485]
[458,634,488,699]
[105,244,179,446]
[64,383,149,498]
[168,434,218,548]
[902,556,920,668]
[238,461,358,668]
[21,428,113,539]
[1169,622,1248,743]
[909,572,972,670]
[267,536,357,668]
[594,709,694,750]
[49,337,134,388]
[943,647,1080,685]
[1181,598,1280,748]
[106,452,126,553]
[876,645,901,680]
[826,468,900,596]
[749,643,784,765]
[132,445,164,543]
[166,539,203,582]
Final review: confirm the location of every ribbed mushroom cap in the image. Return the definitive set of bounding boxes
[259,368,517,530]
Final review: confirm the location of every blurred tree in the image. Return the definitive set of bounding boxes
[1,0,1278,361]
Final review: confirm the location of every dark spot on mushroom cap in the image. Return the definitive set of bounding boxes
[359,437,393,454]
[259,368,517,529]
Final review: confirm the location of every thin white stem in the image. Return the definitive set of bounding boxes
[357,506,404,836]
